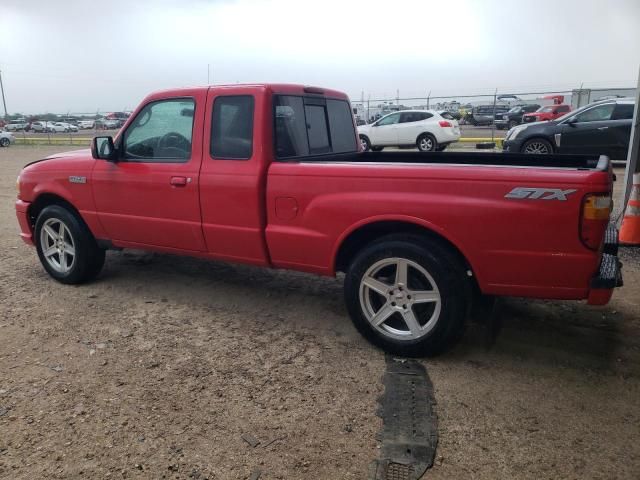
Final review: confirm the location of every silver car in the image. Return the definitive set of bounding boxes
[0,131,16,147]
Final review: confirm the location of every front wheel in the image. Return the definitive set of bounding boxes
[344,234,470,356]
[35,205,105,284]
[417,134,437,152]
[521,138,553,154]
[0,137,9,147]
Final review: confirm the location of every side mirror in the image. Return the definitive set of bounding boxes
[91,136,116,161]
[567,117,578,126]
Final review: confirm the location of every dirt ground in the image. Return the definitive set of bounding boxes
[1,146,639,480]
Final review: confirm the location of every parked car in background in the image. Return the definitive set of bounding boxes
[494,104,541,130]
[358,110,461,152]
[522,104,571,123]
[0,131,16,147]
[29,121,48,132]
[58,122,79,132]
[48,122,68,133]
[96,119,120,129]
[503,98,635,159]
[78,120,95,129]
[6,119,29,132]
[467,104,511,126]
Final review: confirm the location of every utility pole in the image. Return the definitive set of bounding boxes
[0,70,8,119]
[490,87,498,143]
[620,65,640,215]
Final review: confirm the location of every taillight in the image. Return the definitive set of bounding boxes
[580,193,612,250]
[439,120,453,127]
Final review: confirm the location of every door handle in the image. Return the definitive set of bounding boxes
[170,176,188,186]
[597,126,609,130]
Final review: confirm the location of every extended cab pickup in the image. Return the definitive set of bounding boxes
[15,84,622,356]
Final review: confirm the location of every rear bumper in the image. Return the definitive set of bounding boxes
[15,199,34,245]
[587,224,623,305]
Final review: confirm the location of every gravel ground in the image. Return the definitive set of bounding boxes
[1,146,639,479]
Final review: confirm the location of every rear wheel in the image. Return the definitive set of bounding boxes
[436,144,448,152]
[0,137,9,147]
[371,146,384,152]
[521,138,553,154]
[35,205,105,284]
[359,135,371,152]
[344,234,470,356]
[417,134,437,152]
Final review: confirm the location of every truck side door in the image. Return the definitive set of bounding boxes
[92,90,207,251]
[198,86,271,265]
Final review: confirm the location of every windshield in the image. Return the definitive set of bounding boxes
[507,106,521,113]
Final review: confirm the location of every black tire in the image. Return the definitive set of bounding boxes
[417,133,437,152]
[359,135,371,152]
[344,234,471,357]
[371,146,384,152]
[35,205,105,284]
[436,144,448,152]
[521,137,553,154]
[508,120,518,129]
[0,137,9,147]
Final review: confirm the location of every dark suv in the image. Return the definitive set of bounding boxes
[467,104,511,126]
[494,104,540,130]
[502,98,635,159]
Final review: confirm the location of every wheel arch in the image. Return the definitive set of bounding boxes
[333,218,478,288]
[28,193,91,235]
[415,131,437,145]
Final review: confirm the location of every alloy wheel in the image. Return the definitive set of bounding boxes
[40,218,76,274]
[523,141,550,154]
[359,257,442,340]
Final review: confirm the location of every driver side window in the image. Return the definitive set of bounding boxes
[377,113,400,126]
[123,98,195,162]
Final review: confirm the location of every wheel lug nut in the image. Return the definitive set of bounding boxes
[391,302,396,307]
[403,304,407,309]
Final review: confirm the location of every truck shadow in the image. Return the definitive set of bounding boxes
[99,250,639,376]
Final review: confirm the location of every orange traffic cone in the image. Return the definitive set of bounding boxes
[620,173,640,245]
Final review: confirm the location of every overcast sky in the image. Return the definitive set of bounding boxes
[1,0,639,114]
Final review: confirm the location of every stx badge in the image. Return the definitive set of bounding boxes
[505,187,576,201]
[68,176,87,184]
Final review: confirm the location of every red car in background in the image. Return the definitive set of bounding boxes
[522,104,572,123]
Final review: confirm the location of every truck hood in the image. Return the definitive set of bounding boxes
[25,148,92,168]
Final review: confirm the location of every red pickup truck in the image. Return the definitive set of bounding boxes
[522,104,572,124]
[15,84,622,356]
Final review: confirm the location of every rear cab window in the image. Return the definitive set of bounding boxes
[274,95,357,159]
[211,95,254,159]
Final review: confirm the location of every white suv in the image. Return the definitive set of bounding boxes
[357,110,460,152]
